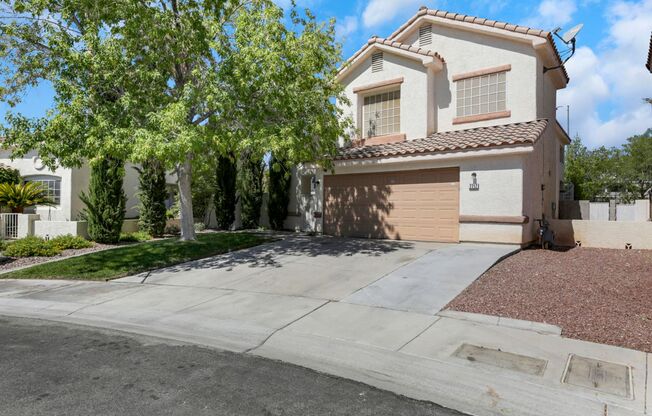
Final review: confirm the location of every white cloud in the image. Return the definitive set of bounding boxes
[558,0,652,147]
[362,0,424,28]
[523,0,577,30]
[336,15,359,40]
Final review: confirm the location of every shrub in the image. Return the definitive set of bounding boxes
[4,236,61,257]
[0,165,21,185]
[194,222,206,232]
[238,152,264,229]
[0,182,55,213]
[119,231,152,243]
[215,153,237,230]
[164,224,180,235]
[80,157,126,243]
[136,160,167,237]
[268,155,292,230]
[49,234,93,251]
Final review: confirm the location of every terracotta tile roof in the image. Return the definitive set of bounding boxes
[387,7,569,83]
[647,32,651,73]
[335,119,548,160]
[343,37,445,70]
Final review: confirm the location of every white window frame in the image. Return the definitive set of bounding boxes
[456,71,507,118]
[24,175,62,205]
[361,89,401,138]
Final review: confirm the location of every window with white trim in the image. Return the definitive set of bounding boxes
[24,175,61,205]
[362,90,400,138]
[456,71,506,117]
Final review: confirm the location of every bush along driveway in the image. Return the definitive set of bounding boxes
[0,232,268,281]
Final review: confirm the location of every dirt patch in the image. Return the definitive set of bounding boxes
[446,247,652,353]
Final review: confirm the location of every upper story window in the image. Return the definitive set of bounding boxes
[456,71,506,118]
[24,175,61,205]
[363,90,401,138]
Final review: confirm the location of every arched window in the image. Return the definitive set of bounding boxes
[24,175,62,205]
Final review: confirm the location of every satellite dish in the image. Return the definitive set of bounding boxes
[561,23,583,44]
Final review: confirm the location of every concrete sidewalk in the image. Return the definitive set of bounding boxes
[0,239,648,416]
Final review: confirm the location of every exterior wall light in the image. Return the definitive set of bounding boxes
[469,172,479,191]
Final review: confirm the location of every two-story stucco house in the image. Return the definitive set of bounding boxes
[289,7,570,245]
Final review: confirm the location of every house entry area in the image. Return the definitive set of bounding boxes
[323,168,460,242]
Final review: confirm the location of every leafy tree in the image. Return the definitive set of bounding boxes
[620,129,652,199]
[0,166,21,185]
[80,157,126,243]
[136,160,167,237]
[0,0,351,241]
[267,154,292,230]
[564,136,620,200]
[0,182,54,212]
[214,152,237,230]
[238,152,264,229]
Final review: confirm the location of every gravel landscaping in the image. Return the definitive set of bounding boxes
[446,247,652,353]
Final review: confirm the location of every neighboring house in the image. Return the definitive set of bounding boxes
[289,7,570,245]
[0,148,176,237]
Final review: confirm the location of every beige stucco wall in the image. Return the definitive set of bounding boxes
[550,219,652,250]
[404,23,539,131]
[339,52,431,141]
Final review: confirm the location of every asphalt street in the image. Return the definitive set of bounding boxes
[0,316,466,416]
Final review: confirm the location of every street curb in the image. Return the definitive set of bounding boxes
[437,309,562,336]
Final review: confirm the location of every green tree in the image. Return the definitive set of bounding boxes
[564,136,620,200]
[214,152,237,230]
[80,157,126,243]
[0,166,21,185]
[620,129,652,199]
[0,0,351,241]
[238,152,264,229]
[136,160,167,237]
[267,155,292,230]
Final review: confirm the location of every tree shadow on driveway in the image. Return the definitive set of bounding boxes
[147,234,417,276]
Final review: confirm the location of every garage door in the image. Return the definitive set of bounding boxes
[323,168,459,242]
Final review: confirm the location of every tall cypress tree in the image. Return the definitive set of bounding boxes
[268,155,291,230]
[80,157,126,243]
[214,152,237,230]
[136,159,167,237]
[238,152,264,229]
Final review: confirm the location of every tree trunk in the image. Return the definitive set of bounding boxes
[177,155,196,241]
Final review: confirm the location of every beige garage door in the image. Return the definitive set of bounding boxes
[323,168,459,242]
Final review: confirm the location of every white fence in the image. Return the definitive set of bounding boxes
[0,213,18,239]
[588,202,609,221]
[561,199,651,222]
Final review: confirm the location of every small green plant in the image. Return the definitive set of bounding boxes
[4,236,61,257]
[119,231,152,243]
[0,182,55,213]
[194,222,206,232]
[49,234,93,251]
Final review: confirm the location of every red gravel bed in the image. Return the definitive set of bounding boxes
[446,247,652,353]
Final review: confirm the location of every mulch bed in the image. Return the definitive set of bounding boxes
[446,247,652,353]
[0,244,116,273]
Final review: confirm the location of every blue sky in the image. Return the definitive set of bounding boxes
[3,0,651,148]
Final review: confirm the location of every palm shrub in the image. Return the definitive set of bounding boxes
[0,165,21,185]
[268,155,292,230]
[0,182,55,213]
[80,157,126,243]
[136,160,167,237]
[214,152,237,230]
[237,152,264,229]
